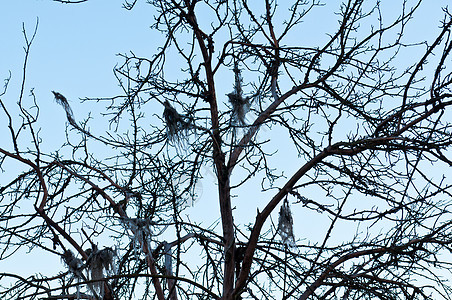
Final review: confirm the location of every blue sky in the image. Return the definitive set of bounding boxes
[0,1,161,154]
[1,0,451,297]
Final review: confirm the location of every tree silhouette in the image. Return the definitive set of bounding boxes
[2,1,452,299]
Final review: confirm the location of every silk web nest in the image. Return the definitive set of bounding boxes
[278,198,296,248]
[163,100,193,144]
[52,91,90,135]
[227,63,250,126]
[85,245,116,296]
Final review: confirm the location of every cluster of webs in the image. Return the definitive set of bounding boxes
[61,246,115,299]
[52,61,253,151]
[61,216,169,299]
[162,62,251,147]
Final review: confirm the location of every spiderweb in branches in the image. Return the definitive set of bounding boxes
[61,250,83,277]
[227,62,250,126]
[85,245,116,298]
[61,250,85,299]
[278,198,296,248]
[163,100,193,146]
[52,91,89,135]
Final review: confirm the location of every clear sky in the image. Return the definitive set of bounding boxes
[1,1,162,152]
[1,0,451,297]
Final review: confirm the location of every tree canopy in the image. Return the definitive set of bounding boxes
[1,0,452,299]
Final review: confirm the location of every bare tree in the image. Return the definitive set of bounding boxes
[2,0,452,299]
